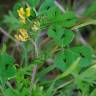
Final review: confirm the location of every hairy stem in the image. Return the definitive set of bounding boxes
[30,38,39,95]
[0,27,20,45]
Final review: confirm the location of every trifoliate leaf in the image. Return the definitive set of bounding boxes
[47,25,74,47]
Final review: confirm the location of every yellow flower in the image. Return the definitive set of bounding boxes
[18,34,27,41]
[17,8,25,19]
[15,29,29,42]
[17,7,31,23]
[15,34,21,41]
[19,29,29,38]
[17,8,26,23]
[26,7,31,17]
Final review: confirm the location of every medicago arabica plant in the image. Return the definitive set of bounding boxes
[1,0,96,96]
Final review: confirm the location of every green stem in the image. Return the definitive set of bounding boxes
[72,19,96,30]
[0,86,6,96]
[47,57,80,94]
[53,79,74,95]
[30,38,39,95]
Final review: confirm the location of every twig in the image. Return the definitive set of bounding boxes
[0,27,20,45]
[53,79,73,95]
[32,64,38,83]
[40,37,50,48]
[31,39,39,83]
[54,0,65,13]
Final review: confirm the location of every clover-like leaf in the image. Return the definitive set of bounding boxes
[54,50,79,71]
[0,54,16,84]
[47,6,62,21]
[27,0,40,7]
[63,11,78,27]
[71,46,93,67]
[39,0,54,12]
[54,46,92,71]
[47,25,74,47]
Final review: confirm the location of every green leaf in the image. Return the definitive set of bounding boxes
[28,8,37,20]
[63,11,78,27]
[54,50,79,71]
[0,54,16,84]
[47,9,77,28]
[75,78,90,96]
[27,0,40,7]
[84,0,96,18]
[48,58,80,96]
[90,89,96,96]
[75,64,96,95]
[54,52,66,71]
[21,88,30,96]
[63,12,76,19]
[54,46,92,71]
[47,6,62,21]
[80,64,96,83]
[4,11,20,31]
[47,25,74,47]
[71,46,93,67]
[5,88,19,96]
[32,84,46,96]
[39,0,54,13]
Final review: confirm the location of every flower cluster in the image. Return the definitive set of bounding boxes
[14,7,31,42]
[15,29,29,42]
[17,7,31,23]
[15,7,40,42]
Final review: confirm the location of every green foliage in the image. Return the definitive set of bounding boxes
[31,85,46,96]
[4,88,19,96]
[62,11,78,27]
[4,11,20,31]
[74,64,96,95]
[27,0,40,7]
[48,26,74,47]
[39,0,54,12]
[54,46,92,71]
[0,53,16,85]
[90,89,96,96]
[1,0,96,96]
[84,0,96,18]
